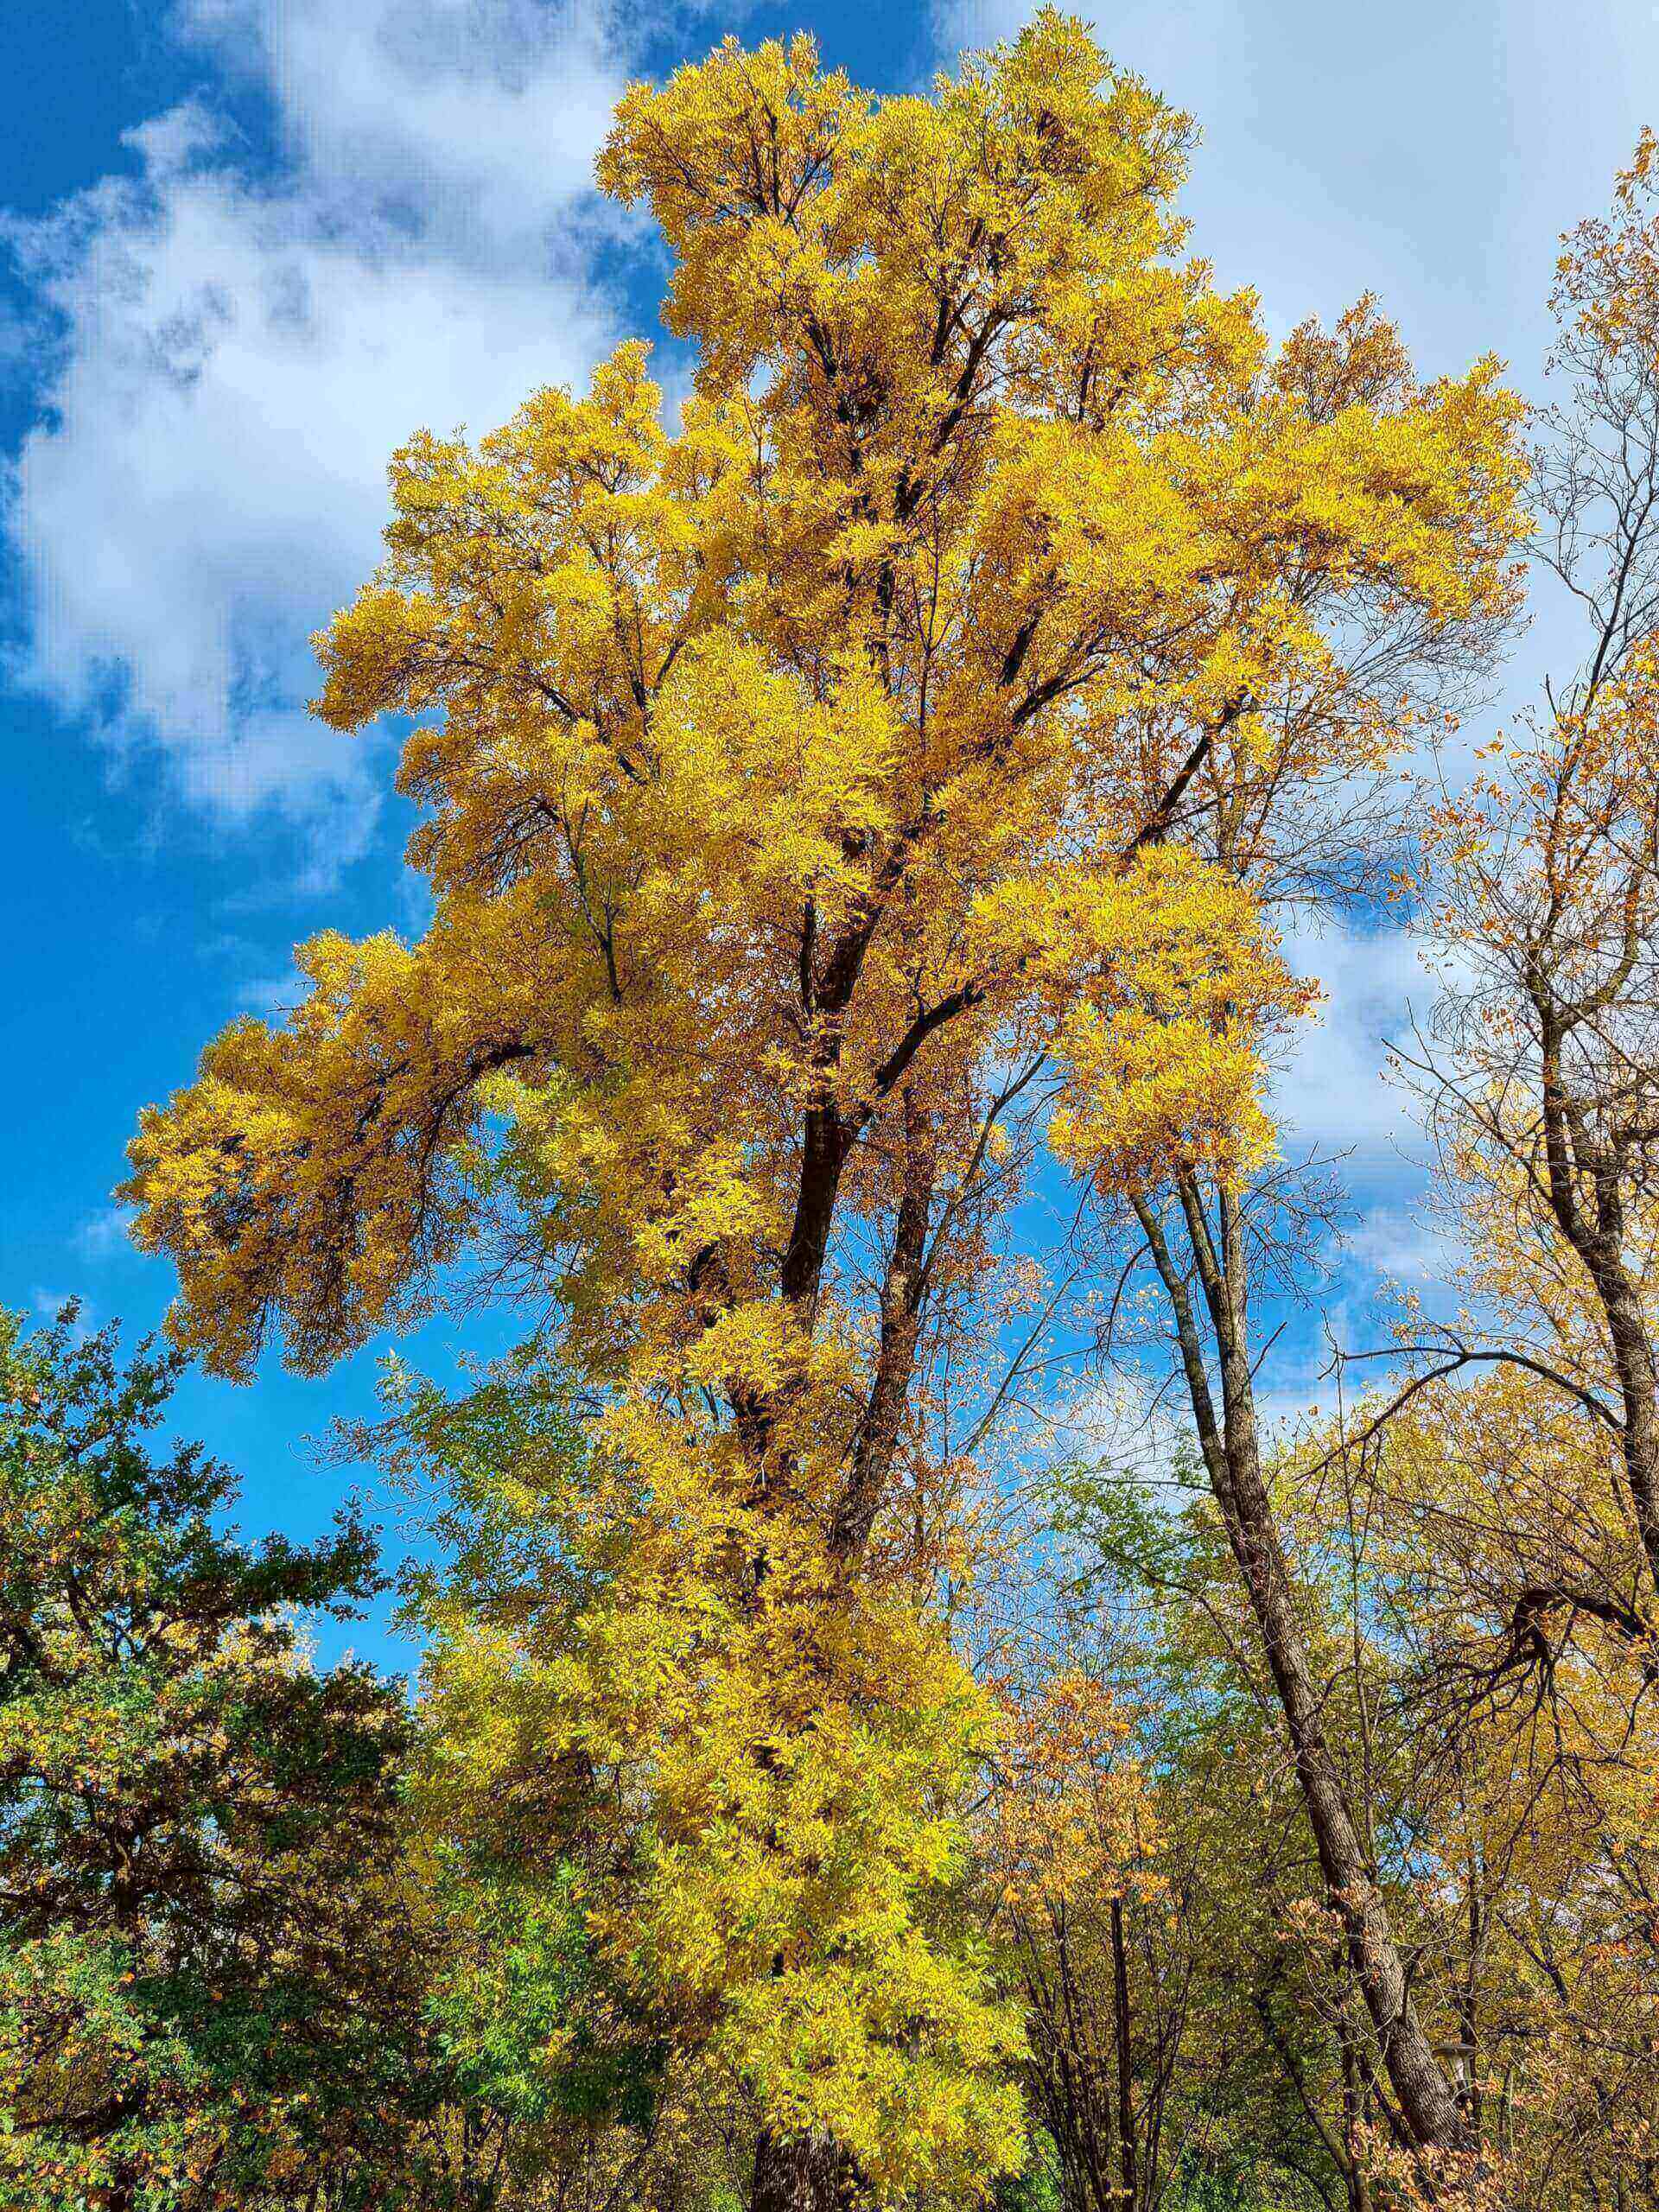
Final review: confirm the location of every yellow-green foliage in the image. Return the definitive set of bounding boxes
[117,11,1526,2200]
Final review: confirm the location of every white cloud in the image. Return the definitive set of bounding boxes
[3,0,629,874]
[235,963,308,1017]
[183,0,623,250]
[1344,1204,1465,1291]
[1269,917,1432,1168]
[73,1206,137,1263]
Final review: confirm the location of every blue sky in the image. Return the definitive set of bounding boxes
[3,0,1655,1668]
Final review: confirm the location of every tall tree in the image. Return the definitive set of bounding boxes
[1057,308,1527,2184]
[1408,133,1659,1647]
[120,14,1523,2203]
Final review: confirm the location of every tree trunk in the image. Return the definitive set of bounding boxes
[1338,1999,1376,2212]
[752,2126,859,2212]
[1109,1893,1137,2212]
[1134,1180,1477,2177]
[1538,1026,1659,1602]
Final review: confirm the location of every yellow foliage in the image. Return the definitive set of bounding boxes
[410,1381,1025,2198]
[124,13,1523,1393]
[117,11,1528,2194]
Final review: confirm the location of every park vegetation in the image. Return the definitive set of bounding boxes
[6,14,1659,2209]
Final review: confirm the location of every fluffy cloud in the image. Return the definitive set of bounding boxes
[72,1205,137,1264]
[3,0,630,873]
[183,0,622,246]
[1268,917,1433,1169]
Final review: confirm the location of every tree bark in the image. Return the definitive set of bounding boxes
[1537,1020,1659,1601]
[752,2126,860,2212]
[1110,1893,1137,2212]
[1132,1179,1476,2176]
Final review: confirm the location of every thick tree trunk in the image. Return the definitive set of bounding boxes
[1134,1181,1477,2177]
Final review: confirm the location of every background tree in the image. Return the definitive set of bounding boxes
[0,1307,433,2212]
[1401,133,1659,1658]
[1337,1374,1659,2212]
[980,1649,1162,2212]
[984,1446,1452,2212]
[1294,132,1659,2202]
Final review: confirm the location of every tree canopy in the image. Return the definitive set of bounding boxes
[10,14,1659,2212]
